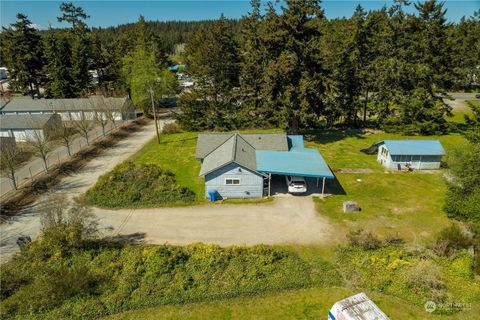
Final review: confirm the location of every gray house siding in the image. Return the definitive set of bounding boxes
[377,145,442,170]
[204,162,264,199]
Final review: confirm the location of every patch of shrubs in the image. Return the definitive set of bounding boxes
[430,224,473,257]
[162,122,183,134]
[346,229,404,250]
[86,161,195,208]
[0,238,318,319]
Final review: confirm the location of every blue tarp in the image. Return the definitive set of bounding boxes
[382,140,445,156]
[256,135,334,179]
[168,64,185,72]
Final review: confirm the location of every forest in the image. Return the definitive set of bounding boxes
[1,0,479,134]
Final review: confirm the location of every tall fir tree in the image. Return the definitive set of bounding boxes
[1,13,44,97]
[179,15,240,130]
[43,30,74,98]
[261,0,326,133]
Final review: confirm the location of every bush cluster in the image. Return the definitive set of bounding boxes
[162,122,183,134]
[86,161,195,208]
[0,241,318,319]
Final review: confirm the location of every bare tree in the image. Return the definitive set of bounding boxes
[94,98,109,136]
[103,97,128,129]
[55,121,77,156]
[38,194,98,236]
[74,111,94,145]
[27,122,54,173]
[0,143,21,190]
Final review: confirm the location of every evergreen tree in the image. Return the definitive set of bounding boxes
[43,30,74,98]
[58,2,92,97]
[57,2,89,29]
[261,0,326,133]
[1,13,44,97]
[178,15,240,130]
[240,0,267,125]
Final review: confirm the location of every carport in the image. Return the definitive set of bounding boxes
[256,142,334,197]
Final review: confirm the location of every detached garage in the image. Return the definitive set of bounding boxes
[377,140,445,170]
[0,113,62,142]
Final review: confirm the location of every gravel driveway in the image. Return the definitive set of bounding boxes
[1,120,337,262]
[95,196,337,247]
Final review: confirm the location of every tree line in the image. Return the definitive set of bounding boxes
[178,0,480,134]
[1,1,479,134]
[0,2,220,100]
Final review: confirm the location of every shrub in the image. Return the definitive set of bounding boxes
[86,162,195,208]
[162,122,183,134]
[346,229,383,250]
[0,242,318,319]
[431,224,473,257]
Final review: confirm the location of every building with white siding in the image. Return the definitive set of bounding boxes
[376,140,445,170]
[0,113,62,142]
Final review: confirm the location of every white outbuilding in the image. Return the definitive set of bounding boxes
[376,140,445,170]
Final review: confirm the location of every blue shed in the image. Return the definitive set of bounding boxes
[195,133,334,199]
[376,140,445,170]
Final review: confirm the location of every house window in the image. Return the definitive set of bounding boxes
[225,178,240,185]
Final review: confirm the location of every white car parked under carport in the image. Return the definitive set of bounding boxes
[285,176,307,194]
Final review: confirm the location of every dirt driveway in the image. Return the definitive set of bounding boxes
[95,196,338,247]
[1,119,338,262]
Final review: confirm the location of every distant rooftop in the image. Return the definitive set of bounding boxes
[0,96,128,113]
[0,114,58,129]
[381,140,445,156]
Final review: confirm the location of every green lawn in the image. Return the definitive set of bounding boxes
[105,287,479,320]
[314,172,452,243]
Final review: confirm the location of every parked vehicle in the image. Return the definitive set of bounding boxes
[285,176,307,194]
[475,93,480,99]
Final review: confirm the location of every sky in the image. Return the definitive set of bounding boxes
[1,0,479,29]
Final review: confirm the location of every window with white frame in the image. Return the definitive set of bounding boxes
[225,178,240,185]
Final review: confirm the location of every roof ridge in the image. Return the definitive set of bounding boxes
[232,133,238,161]
[236,133,257,151]
[201,133,235,159]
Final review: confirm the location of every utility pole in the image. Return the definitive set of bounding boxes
[149,86,160,144]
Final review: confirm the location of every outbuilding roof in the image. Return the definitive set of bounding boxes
[0,96,128,113]
[381,140,445,156]
[331,292,389,320]
[0,114,59,130]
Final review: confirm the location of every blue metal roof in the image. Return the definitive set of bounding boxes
[168,64,185,71]
[382,140,445,156]
[256,138,334,179]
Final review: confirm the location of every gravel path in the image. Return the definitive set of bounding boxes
[0,120,159,262]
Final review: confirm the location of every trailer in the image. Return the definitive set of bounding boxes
[328,292,389,320]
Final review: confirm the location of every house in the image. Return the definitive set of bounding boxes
[377,140,445,170]
[0,113,62,142]
[195,133,334,199]
[328,292,389,320]
[0,96,136,121]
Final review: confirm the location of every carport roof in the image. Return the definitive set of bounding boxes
[256,148,334,179]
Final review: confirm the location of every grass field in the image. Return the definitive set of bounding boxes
[105,286,480,320]
[314,172,451,243]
